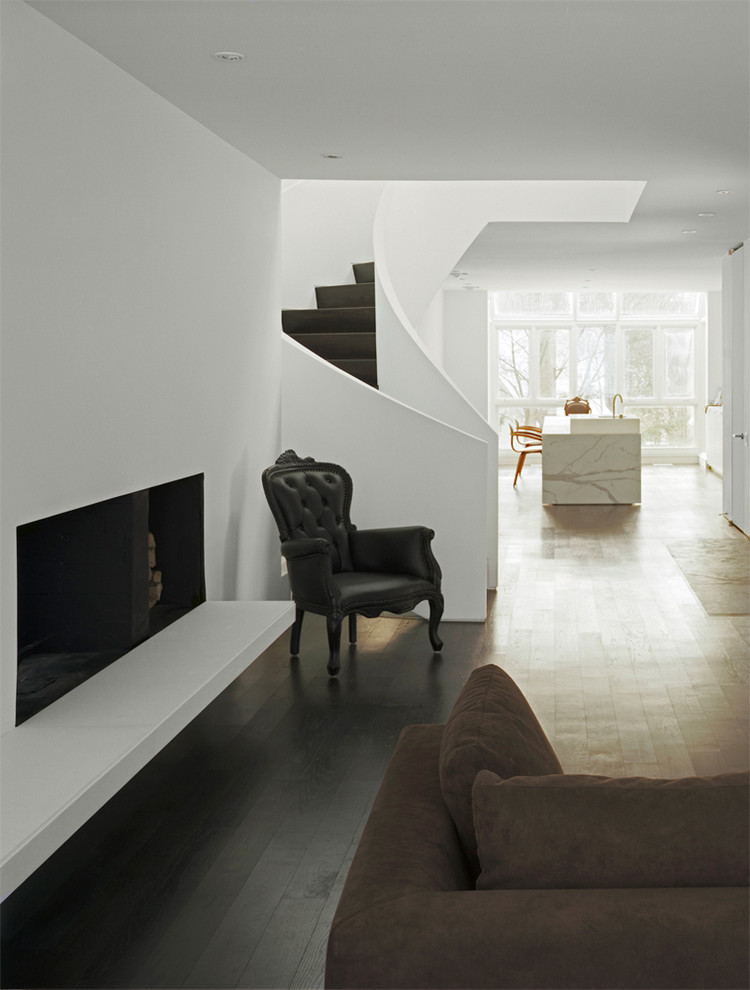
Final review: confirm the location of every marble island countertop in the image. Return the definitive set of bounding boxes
[543,414,640,434]
[542,415,641,504]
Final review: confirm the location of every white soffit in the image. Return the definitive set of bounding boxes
[463,180,646,224]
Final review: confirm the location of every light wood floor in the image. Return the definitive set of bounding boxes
[1,464,748,989]
[495,463,748,779]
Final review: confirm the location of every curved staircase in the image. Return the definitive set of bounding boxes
[282,262,377,388]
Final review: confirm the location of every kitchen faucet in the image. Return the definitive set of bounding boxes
[612,393,624,418]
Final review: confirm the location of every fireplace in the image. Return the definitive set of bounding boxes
[16,474,206,724]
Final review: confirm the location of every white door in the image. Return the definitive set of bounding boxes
[723,246,750,536]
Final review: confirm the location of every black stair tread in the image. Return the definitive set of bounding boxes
[288,332,376,361]
[330,358,378,387]
[315,282,374,308]
[282,305,374,316]
[352,262,374,284]
[282,307,375,335]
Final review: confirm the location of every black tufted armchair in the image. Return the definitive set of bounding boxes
[262,450,444,676]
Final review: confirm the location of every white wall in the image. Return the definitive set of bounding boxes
[282,341,488,622]
[373,188,500,591]
[443,291,491,420]
[0,1,286,733]
[281,181,384,308]
[416,291,445,367]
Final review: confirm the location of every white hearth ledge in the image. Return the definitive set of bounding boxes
[0,600,294,899]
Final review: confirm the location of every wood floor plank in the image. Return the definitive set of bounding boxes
[239,896,326,990]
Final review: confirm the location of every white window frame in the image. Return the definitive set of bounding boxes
[493,293,706,464]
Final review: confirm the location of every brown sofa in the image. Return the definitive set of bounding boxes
[325,665,749,989]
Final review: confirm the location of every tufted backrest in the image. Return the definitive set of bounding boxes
[262,451,354,572]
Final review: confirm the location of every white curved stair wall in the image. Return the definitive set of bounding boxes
[282,338,488,622]
[373,185,500,590]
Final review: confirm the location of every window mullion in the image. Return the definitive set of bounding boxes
[615,322,624,397]
[654,325,665,402]
[570,324,578,395]
[529,325,540,398]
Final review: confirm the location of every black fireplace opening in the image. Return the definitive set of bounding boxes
[16,474,206,725]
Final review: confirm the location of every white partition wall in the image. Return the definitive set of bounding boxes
[443,291,492,422]
[1,0,286,732]
[722,245,750,535]
[0,0,295,893]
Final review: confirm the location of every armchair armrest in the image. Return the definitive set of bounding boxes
[280,538,338,610]
[281,537,331,560]
[349,527,441,584]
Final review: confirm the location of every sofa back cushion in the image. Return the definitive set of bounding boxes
[473,770,750,890]
[438,665,562,870]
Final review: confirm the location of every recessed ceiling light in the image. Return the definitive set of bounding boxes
[716,189,732,195]
[681,229,697,235]
[213,51,245,61]
[697,212,715,217]
[320,153,343,159]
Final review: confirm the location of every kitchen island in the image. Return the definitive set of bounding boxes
[542,415,641,504]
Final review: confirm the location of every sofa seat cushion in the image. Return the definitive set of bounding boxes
[438,665,562,870]
[473,770,750,890]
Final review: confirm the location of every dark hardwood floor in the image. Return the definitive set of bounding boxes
[2,465,748,989]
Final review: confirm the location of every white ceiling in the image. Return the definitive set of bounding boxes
[28,0,749,291]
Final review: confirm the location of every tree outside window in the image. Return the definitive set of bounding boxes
[497,328,530,399]
[577,325,616,408]
[624,328,655,397]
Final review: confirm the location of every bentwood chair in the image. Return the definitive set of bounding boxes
[262,450,444,676]
[564,396,591,414]
[509,423,543,487]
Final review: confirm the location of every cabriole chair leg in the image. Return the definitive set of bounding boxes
[290,608,304,656]
[326,615,342,676]
[348,613,357,644]
[428,598,444,653]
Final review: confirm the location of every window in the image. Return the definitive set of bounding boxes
[577,292,616,319]
[492,292,573,318]
[664,329,694,398]
[620,292,701,318]
[539,328,569,398]
[624,328,654,398]
[493,292,704,450]
[577,324,616,407]
[497,328,530,399]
